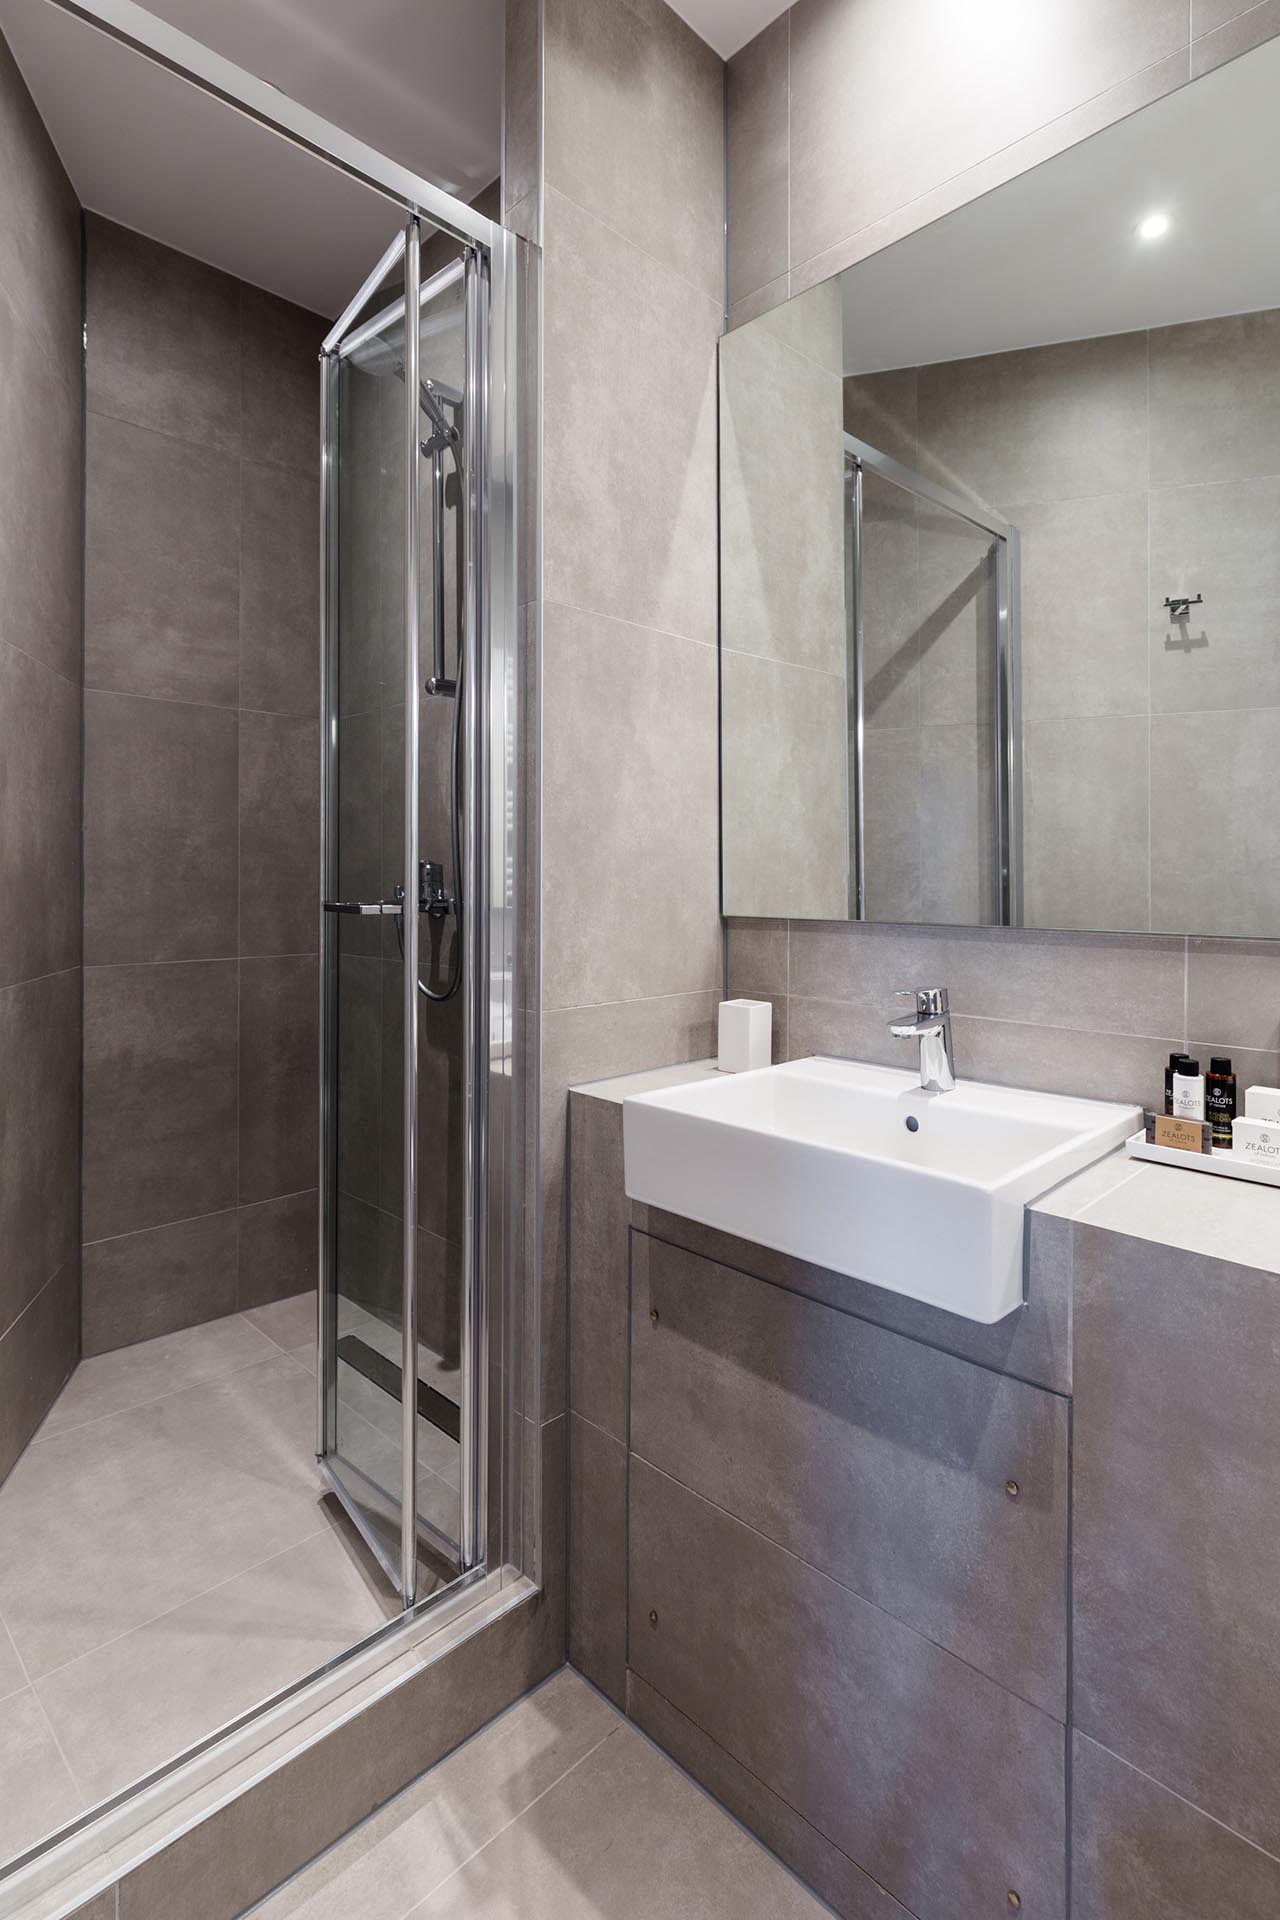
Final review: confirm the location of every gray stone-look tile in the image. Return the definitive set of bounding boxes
[1016,492,1149,721]
[43,1313,277,1438]
[86,216,241,453]
[0,1263,78,1489]
[83,691,239,966]
[1150,306,1280,486]
[0,283,82,683]
[0,642,80,988]
[239,957,320,1207]
[1072,1732,1280,1919]
[1077,1159,1280,1275]
[0,31,81,385]
[633,1233,1069,1714]
[1192,0,1280,71]
[239,461,321,717]
[567,1092,628,1440]
[862,728,923,923]
[727,15,790,311]
[1149,475,1280,714]
[0,968,79,1339]
[82,960,238,1242]
[917,721,996,925]
[952,1016,1172,1107]
[503,0,542,222]
[238,711,321,958]
[1023,715,1150,932]
[1150,709,1280,936]
[629,1458,1067,1920]
[239,285,323,475]
[1193,0,1262,32]
[239,1191,319,1311]
[725,918,789,997]
[843,367,919,467]
[81,1210,238,1356]
[84,413,240,707]
[544,0,724,302]
[1074,1221,1280,1854]
[0,1683,85,1862]
[543,187,720,644]
[568,1411,627,1709]
[858,470,919,732]
[541,605,721,1009]
[1187,937,1280,1054]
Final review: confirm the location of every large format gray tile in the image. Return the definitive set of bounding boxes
[42,1312,277,1439]
[0,641,80,988]
[861,727,922,922]
[727,15,790,311]
[567,1412,627,1710]
[1149,306,1280,487]
[566,1093,628,1440]
[544,0,723,302]
[1074,1222,1280,1855]
[82,960,238,1242]
[629,1459,1067,1920]
[0,30,81,385]
[0,968,79,1337]
[632,1233,1070,1717]
[1148,475,1280,713]
[1022,714,1150,931]
[858,469,919,732]
[81,1210,239,1356]
[240,462,321,717]
[240,286,324,476]
[0,283,82,683]
[541,605,720,1009]
[1186,936,1280,1053]
[83,691,238,965]
[843,367,919,467]
[1192,0,1280,71]
[1150,709,1280,936]
[543,187,720,644]
[0,1263,78,1489]
[239,1193,319,1311]
[239,956,320,1206]
[1016,492,1149,720]
[1072,1732,1280,1919]
[238,711,321,958]
[84,413,240,707]
[0,1687,85,1861]
[86,216,241,453]
[243,1291,315,1356]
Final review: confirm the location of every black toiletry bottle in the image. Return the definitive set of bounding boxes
[1164,1051,1193,1115]
[1206,1056,1236,1148]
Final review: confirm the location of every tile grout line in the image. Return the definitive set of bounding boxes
[0,1590,93,1817]
[32,1327,292,1447]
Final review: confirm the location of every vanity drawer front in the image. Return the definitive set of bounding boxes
[631,1231,1068,1717]
[629,1458,1067,1920]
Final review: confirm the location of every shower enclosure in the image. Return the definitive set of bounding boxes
[845,433,1022,925]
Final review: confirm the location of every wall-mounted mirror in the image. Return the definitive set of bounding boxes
[720,33,1280,938]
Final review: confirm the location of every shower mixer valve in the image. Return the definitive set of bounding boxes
[419,860,454,919]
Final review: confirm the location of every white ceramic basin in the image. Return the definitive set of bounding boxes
[623,1057,1139,1323]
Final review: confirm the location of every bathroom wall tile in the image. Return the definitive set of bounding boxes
[1072,1732,1280,1920]
[336,954,382,1209]
[239,957,320,1207]
[628,1674,917,1920]
[861,728,922,923]
[238,710,321,957]
[86,216,241,454]
[543,187,720,644]
[83,692,238,966]
[1193,0,1280,69]
[239,461,321,716]
[1016,493,1149,721]
[917,722,995,926]
[722,651,850,921]
[632,1233,1070,1716]
[64,1892,117,1920]
[1150,710,1280,936]
[915,514,997,729]
[787,0,1186,275]
[541,606,721,1009]
[1074,1222,1280,1855]
[1193,0,1262,33]
[725,918,788,996]
[544,0,724,302]
[1150,307,1280,486]
[0,641,81,988]
[0,1262,78,1488]
[727,274,791,333]
[1022,715,1150,932]
[238,1191,319,1311]
[1148,476,1280,713]
[953,1017,1174,1107]
[629,1459,1067,1920]
[720,320,846,674]
[916,330,1149,515]
[239,284,324,475]
[503,0,542,223]
[727,15,790,311]
[568,1412,628,1708]
[858,471,919,732]
[567,1092,629,1440]
[0,32,81,385]
[82,960,238,1242]
[81,1211,238,1356]
[1186,937,1280,1054]
[753,276,845,376]
[0,969,79,1338]
[843,367,919,468]
[0,285,82,682]
[84,414,240,707]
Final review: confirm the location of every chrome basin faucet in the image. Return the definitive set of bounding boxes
[889,987,957,1093]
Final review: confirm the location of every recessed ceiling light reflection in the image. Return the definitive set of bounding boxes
[1135,211,1171,242]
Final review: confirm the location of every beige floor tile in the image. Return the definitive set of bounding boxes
[0,1688,84,1861]
[36,1313,279,1443]
[0,1356,328,1678]
[251,1670,622,1920]
[0,1615,27,1701]
[36,1525,396,1807]
[245,1292,317,1356]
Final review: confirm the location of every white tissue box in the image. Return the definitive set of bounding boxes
[717,998,771,1073]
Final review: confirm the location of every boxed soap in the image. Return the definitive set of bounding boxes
[1230,1116,1280,1167]
[1243,1084,1280,1123]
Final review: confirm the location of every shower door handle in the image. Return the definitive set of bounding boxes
[322,898,403,916]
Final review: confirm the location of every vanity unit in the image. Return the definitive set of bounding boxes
[567,1061,1280,1920]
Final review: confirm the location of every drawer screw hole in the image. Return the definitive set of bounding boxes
[905,1114,920,1133]
[1007,1895,1021,1912]
[1005,1480,1020,1500]
[649,1308,659,1326]
[648,1609,659,1628]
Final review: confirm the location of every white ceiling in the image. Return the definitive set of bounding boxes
[0,0,503,318]
[669,0,790,58]
[842,33,1280,373]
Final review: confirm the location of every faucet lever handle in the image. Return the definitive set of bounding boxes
[894,987,949,1017]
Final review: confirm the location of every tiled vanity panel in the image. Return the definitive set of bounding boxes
[629,1459,1067,1920]
[631,1231,1069,1716]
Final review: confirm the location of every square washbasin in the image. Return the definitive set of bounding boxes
[623,1057,1140,1323]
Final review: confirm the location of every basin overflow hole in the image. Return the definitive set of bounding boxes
[905,1114,920,1133]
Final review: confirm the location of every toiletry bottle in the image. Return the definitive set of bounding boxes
[1172,1057,1205,1121]
[1206,1056,1236,1148]
[1164,1051,1193,1116]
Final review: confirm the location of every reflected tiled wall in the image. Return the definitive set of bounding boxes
[0,33,82,1481]
[81,217,323,1354]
